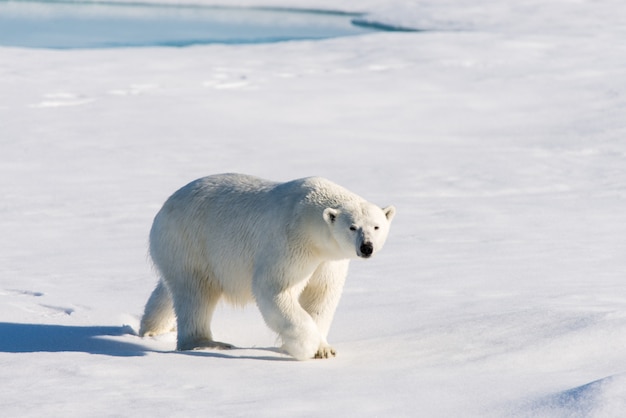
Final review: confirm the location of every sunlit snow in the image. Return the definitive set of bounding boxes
[1,0,626,416]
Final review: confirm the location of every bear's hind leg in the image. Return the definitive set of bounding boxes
[139,280,176,337]
[170,278,234,351]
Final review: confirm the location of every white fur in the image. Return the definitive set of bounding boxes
[139,173,395,360]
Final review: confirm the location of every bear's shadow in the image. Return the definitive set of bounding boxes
[0,322,146,357]
[0,322,293,361]
[180,346,295,362]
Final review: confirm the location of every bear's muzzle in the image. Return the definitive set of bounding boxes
[359,242,374,258]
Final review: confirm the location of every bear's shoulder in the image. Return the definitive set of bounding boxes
[292,177,363,208]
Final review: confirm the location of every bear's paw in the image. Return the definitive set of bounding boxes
[177,338,235,351]
[313,344,336,359]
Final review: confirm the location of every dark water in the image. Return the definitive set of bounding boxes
[0,0,380,49]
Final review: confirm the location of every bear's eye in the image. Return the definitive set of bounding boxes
[374,226,380,230]
[349,225,357,231]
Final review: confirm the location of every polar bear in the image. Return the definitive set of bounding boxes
[139,173,395,360]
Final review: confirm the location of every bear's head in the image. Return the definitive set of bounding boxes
[323,202,395,259]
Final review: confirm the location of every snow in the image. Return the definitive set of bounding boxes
[2,0,626,416]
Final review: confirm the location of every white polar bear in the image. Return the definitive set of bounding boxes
[139,173,395,360]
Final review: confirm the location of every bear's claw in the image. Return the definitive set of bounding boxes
[178,339,235,351]
[313,346,336,359]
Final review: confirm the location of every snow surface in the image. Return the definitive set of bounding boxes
[2,0,626,416]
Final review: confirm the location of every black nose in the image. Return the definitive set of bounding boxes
[360,242,373,257]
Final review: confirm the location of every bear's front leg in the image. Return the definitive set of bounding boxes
[253,272,326,360]
[299,260,349,358]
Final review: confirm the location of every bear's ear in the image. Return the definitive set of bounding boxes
[383,205,396,222]
[323,208,339,225]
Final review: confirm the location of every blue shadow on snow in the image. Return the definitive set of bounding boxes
[0,322,146,357]
[0,322,293,360]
